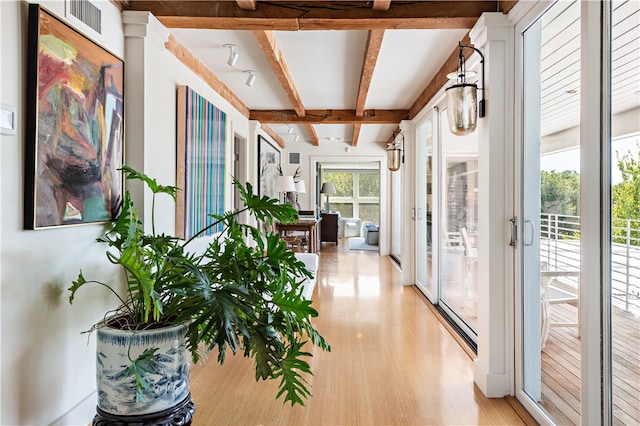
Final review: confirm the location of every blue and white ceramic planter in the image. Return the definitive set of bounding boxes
[96,321,191,416]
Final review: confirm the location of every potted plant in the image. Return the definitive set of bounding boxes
[69,166,329,425]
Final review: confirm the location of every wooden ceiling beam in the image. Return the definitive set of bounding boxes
[499,1,519,13]
[372,0,391,12]
[165,34,250,118]
[261,124,286,148]
[355,29,385,117]
[303,123,320,146]
[252,30,306,117]
[235,0,256,11]
[250,109,408,124]
[128,1,496,30]
[408,32,473,119]
[351,123,362,147]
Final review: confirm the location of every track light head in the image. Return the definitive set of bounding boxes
[224,44,239,67]
[244,70,257,87]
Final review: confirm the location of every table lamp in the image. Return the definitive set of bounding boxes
[276,176,296,204]
[320,182,336,212]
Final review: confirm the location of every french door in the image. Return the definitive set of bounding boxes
[414,99,479,344]
[517,1,638,424]
[415,113,436,300]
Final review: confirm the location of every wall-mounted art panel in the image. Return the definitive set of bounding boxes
[25,4,124,229]
[176,85,227,240]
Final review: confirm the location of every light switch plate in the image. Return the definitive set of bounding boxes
[0,104,16,135]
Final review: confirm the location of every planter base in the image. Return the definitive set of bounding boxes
[93,394,195,426]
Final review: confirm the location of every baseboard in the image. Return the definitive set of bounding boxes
[50,391,95,426]
[411,285,477,360]
[473,359,508,397]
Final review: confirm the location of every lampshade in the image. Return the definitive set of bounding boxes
[445,41,485,136]
[387,131,404,172]
[387,148,402,171]
[276,175,296,193]
[295,180,306,193]
[446,83,478,135]
[320,182,336,194]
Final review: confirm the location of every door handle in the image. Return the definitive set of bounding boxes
[524,219,536,246]
[509,216,518,247]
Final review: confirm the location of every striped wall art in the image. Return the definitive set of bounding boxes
[176,85,227,239]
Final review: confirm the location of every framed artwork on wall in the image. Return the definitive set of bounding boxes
[24,4,124,229]
[258,135,280,200]
[176,85,227,240]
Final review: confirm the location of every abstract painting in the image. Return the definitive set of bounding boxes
[176,86,227,239]
[24,4,124,229]
[258,135,280,199]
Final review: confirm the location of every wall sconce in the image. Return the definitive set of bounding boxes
[387,130,404,172]
[293,134,299,142]
[223,44,239,67]
[320,182,336,212]
[244,70,257,87]
[445,42,485,136]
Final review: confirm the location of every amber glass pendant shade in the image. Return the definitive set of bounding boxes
[445,83,478,135]
[387,148,401,172]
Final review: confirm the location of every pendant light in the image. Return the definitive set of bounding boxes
[445,42,485,136]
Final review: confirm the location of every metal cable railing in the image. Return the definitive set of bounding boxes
[540,214,640,313]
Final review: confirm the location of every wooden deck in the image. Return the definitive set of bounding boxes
[540,303,640,425]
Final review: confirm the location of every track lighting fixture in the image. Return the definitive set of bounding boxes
[294,134,299,142]
[223,44,239,67]
[288,125,294,134]
[244,70,257,87]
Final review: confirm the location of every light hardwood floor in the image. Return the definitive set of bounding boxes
[189,239,534,425]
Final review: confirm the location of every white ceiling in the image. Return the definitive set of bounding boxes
[128,0,639,149]
[170,27,467,146]
[539,0,639,139]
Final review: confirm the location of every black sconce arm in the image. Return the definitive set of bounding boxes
[458,42,486,118]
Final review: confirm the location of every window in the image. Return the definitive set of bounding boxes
[323,169,379,224]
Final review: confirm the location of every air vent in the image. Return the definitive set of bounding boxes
[67,0,102,35]
[289,152,301,165]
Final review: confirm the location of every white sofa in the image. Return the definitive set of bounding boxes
[294,252,318,299]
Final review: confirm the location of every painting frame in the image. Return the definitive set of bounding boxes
[24,4,124,230]
[258,135,280,200]
[176,85,227,240]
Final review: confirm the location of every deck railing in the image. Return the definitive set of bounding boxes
[540,213,640,313]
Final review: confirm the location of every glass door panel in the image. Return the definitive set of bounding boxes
[522,1,582,422]
[416,115,435,300]
[439,106,479,338]
[610,1,640,423]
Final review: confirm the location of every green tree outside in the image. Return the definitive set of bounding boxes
[612,146,640,245]
[324,172,353,197]
[359,172,380,197]
[541,143,639,246]
[541,170,580,215]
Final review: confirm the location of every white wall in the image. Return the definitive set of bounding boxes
[1,1,125,424]
[279,140,387,212]
[121,11,252,247]
[0,3,253,424]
